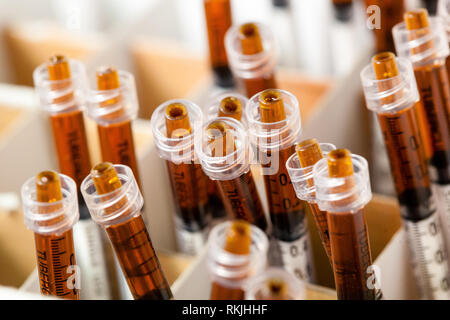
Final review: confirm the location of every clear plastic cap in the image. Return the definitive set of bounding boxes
[207,221,269,289]
[360,57,420,114]
[33,59,88,115]
[195,117,251,181]
[438,0,450,42]
[286,143,336,203]
[206,91,248,124]
[225,22,277,80]
[80,164,143,227]
[393,17,449,66]
[86,70,138,125]
[245,89,302,152]
[313,153,372,213]
[245,267,306,300]
[21,173,79,235]
[150,99,203,164]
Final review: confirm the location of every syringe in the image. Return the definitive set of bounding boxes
[21,171,80,299]
[246,89,314,282]
[203,0,234,88]
[33,55,112,299]
[313,149,380,300]
[395,9,450,262]
[361,52,450,299]
[196,117,268,230]
[245,267,305,300]
[286,139,336,263]
[225,22,277,98]
[208,220,268,300]
[151,100,211,255]
[396,6,450,246]
[86,66,141,188]
[81,163,173,300]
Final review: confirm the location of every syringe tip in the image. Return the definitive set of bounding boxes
[295,138,323,167]
[224,220,251,255]
[206,120,236,157]
[238,22,263,55]
[327,149,354,178]
[91,162,122,195]
[258,89,286,123]
[265,279,288,300]
[96,66,120,90]
[165,103,191,138]
[47,54,71,80]
[404,9,429,30]
[219,96,242,121]
[35,170,63,203]
[371,52,399,80]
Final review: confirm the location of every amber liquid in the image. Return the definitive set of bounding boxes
[208,180,226,219]
[210,282,245,300]
[106,215,172,300]
[241,73,277,98]
[35,230,79,299]
[262,145,307,241]
[98,120,141,187]
[166,161,210,231]
[378,102,434,219]
[328,208,375,300]
[204,0,234,87]
[309,202,332,262]
[414,63,450,185]
[217,170,267,231]
[50,110,91,186]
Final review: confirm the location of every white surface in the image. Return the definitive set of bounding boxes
[0,84,177,252]
[373,229,420,299]
[1,284,56,300]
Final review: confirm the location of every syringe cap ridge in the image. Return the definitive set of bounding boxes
[21,173,80,235]
[80,164,143,227]
[86,69,138,125]
[360,57,420,114]
[225,22,277,79]
[33,58,88,115]
[392,17,449,66]
[150,99,203,164]
[207,221,269,288]
[245,89,302,153]
[286,143,336,202]
[195,116,251,181]
[313,153,372,213]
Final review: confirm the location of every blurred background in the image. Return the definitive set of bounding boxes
[0,0,440,292]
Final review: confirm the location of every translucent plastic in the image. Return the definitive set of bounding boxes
[196,117,250,180]
[360,57,420,113]
[86,70,138,125]
[286,143,337,202]
[22,173,79,235]
[151,99,203,163]
[33,59,88,115]
[245,267,305,300]
[80,165,143,227]
[393,17,449,67]
[245,89,302,153]
[225,23,277,81]
[207,221,269,289]
[313,154,372,213]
